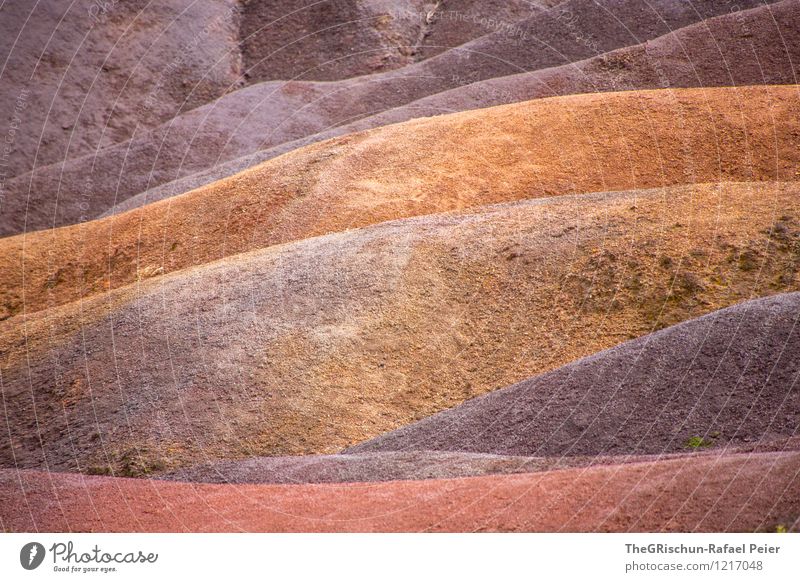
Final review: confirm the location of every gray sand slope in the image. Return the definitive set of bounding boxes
[160,438,800,484]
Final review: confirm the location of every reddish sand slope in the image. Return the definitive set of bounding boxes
[4,0,791,234]
[2,451,797,532]
[2,86,799,317]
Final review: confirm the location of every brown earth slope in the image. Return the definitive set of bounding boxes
[2,181,800,474]
[1,0,782,234]
[2,85,799,318]
[2,450,798,531]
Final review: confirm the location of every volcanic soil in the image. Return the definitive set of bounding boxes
[1,0,786,234]
[2,181,800,474]
[2,449,797,532]
[0,0,243,176]
[2,0,538,180]
[347,293,800,457]
[162,438,800,485]
[3,85,799,316]
[104,0,800,222]
[1,0,799,536]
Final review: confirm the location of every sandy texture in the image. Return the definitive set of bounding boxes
[0,0,243,177]
[2,181,800,473]
[348,294,800,456]
[106,0,800,219]
[2,450,798,532]
[240,0,543,82]
[1,1,798,535]
[3,85,800,317]
[161,439,800,484]
[160,450,555,484]
[1,0,782,234]
[1,0,536,180]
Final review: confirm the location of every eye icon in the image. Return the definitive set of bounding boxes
[20,542,46,570]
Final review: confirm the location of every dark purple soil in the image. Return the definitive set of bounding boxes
[240,0,543,83]
[347,294,800,457]
[0,0,243,178]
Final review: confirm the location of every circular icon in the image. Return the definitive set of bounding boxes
[20,542,46,570]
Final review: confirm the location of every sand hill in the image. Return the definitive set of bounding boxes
[1,0,785,234]
[349,294,800,456]
[2,449,797,531]
[2,85,799,318]
[2,181,799,474]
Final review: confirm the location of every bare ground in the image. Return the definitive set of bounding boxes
[3,86,800,317]
[1,0,785,234]
[2,449,797,532]
[106,0,800,220]
[347,294,800,457]
[2,181,800,474]
[161,438,800,484]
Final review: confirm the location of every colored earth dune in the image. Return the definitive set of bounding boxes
[0,0,798,533]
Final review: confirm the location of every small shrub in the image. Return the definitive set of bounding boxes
[685,436,712,450]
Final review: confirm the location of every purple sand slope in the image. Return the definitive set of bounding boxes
[239,0,545,83]
[0,0,243,177]
[160,450,547,484]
